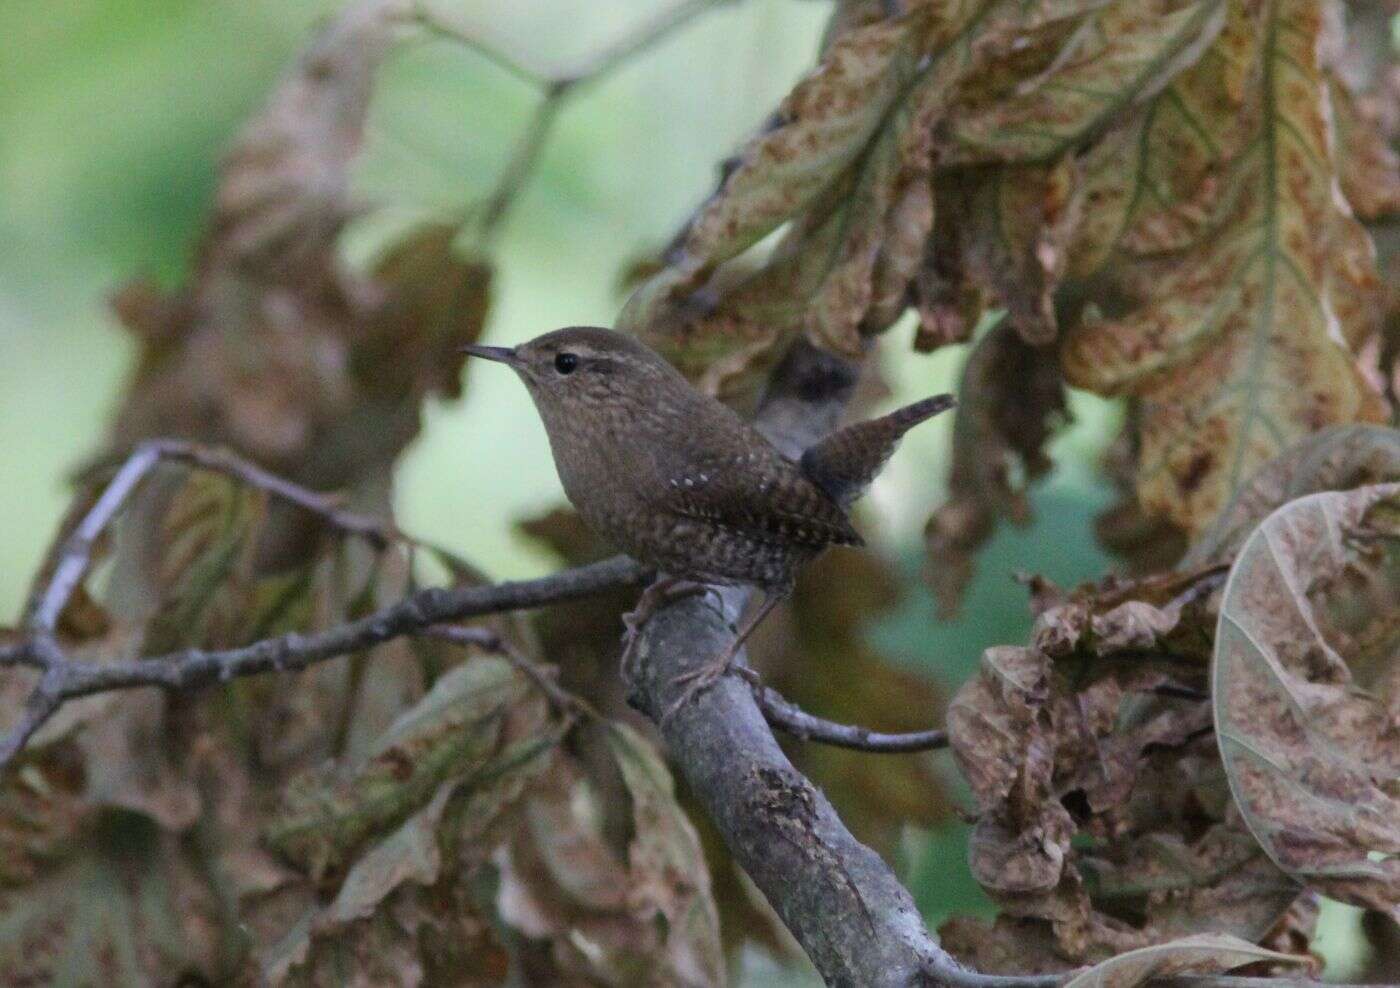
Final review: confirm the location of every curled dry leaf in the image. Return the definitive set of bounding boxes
[1078,825,1306,947]
[620,0,1151,388]
[946,567,1307,966]
[618,11,931,380]
[1214,481,1400,917]
[1061,932,1305,988]
[1061,2,1387,534]
[926,321,1065,616]
[936,163,1082,345]
[920,0,1227,348]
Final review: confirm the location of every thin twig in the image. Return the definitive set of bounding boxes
[476,98,562,233]
[754,683,948,753]
[72,556,640,692]
[28,443,165,636]
[0,670,64,767]
[150,439,396,548]
[0,642,31,669]
[28,439,394,643]
[410,0,737,237]
[405,2,548,86]
[0,555,646,772]
[420,624,582,715]
[555,0,737,90]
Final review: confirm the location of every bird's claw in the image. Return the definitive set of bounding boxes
[619,578,713,685]
[661,650,759,722]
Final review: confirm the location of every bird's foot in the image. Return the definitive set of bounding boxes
[661,646,758,722]
[618,577,716,686]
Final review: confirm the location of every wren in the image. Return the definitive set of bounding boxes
[463,327,953,709]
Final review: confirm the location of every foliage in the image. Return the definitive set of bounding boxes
[1,0,1398,985]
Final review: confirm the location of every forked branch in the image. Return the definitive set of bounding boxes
[0,439,648,770]
[406,0,739,237]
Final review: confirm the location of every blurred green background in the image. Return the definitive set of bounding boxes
[0,0,1369,979]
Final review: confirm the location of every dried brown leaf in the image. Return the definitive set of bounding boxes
[620,0,1116,388]
[938,162,1082,345]
[945,562,1313,962]
[675,15,924,275]
[1062,933,1304,988]
[1187,424,1400,566]
[1214,481,1400,917]
[944,0,1228,166]
[1061,2,1387,533]
[108,0,487,493]
[1080,826,1302,944]
[495,725,725,987]
[926,321,1066,615]
[266,658,554,880]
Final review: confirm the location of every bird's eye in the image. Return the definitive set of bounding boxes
[554,352,579,375]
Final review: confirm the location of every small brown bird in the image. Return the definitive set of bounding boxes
[464,327,953,709]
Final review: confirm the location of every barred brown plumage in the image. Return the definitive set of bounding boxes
[463,326,952,712]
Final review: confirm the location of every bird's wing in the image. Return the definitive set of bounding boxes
[652,445,863,549]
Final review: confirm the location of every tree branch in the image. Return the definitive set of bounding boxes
[0,363,1384,988]
[755,682,948,753]
[0,442,645,774]
[26,438,396,642]
[615,339,1386,988]
[419,623,583,716]
[624,338,965,987]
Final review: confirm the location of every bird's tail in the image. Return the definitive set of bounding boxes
[799,394,955,507]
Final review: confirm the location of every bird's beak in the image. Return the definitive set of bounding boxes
[460,344,518,366]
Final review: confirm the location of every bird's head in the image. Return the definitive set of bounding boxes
[462,326,681,415]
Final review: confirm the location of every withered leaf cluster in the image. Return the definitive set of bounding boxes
[1,0,1398,983]
[944,433,1400,970]
[0,2,724,984]
[619,0,1398,600]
